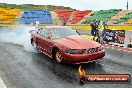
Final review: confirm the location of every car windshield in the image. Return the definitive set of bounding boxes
[50,28,79,39]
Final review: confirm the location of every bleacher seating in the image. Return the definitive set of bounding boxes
[114,12,132,24]
[124,19,132,24]
[82,9,121,24]
[20,10,52,24]
[0,8,20,24]
[55,10,73,23]
[69,10,92,24]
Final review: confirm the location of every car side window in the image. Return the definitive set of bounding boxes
[38,29,49,38]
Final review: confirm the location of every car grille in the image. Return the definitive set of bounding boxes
[85,48,98,53]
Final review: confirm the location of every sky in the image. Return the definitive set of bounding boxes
[0,0,132,11]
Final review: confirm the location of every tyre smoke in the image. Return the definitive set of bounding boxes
[0,25,38,53]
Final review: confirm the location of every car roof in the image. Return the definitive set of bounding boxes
[45,26,70,29]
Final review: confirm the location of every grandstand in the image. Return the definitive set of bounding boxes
[107,10,130,25]
[20,10,52,24]
[69,10,92,24]
[50,11,63,25]
[82,9,121,24]
[0,7,132,26]
[124,19,132,24]
[114,11,132,24]
[0,8,20,24]
[55,10,73,24]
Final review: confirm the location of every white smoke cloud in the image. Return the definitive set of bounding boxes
[0,25,38,53]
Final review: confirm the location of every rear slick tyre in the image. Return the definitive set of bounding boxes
[32,41,38,50]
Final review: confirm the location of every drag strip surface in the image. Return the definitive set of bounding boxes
[0,42,132,88]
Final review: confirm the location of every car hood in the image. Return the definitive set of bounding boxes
[53,35,101,49]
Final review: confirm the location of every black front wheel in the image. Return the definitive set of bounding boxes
[55,49,63,63]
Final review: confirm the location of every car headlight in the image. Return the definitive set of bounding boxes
[98,46,104,51]
[65,49,83,54]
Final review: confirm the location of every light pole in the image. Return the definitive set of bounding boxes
[126,1,128,10]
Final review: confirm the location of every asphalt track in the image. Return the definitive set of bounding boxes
[0,41,132,88]
[0,29,132,88]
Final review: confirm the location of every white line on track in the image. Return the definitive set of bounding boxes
[0,77,7,88]
[104,46,132,52]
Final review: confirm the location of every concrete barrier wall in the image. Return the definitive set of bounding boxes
[0,24,16,29]
[124,31,132,46]
[70,25,132,30]
[0,24,132,30]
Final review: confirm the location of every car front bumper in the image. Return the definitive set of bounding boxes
[62,50,105,64]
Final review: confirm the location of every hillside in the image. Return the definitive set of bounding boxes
[0,3,76,11]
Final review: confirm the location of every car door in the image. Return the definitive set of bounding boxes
[37,29,52,57]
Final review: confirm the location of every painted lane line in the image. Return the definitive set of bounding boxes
[0,77,7,88]
[103,46,132,52]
